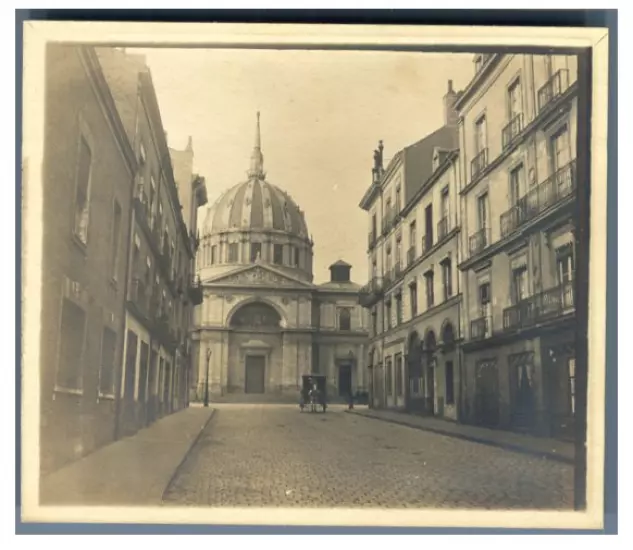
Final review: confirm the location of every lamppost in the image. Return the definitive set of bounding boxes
[204,348,212,408]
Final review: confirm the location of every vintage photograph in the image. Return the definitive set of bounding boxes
[20,22,609,529]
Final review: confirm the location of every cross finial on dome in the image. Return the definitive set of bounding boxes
[248,111,265,179]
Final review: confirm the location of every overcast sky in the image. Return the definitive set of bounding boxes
[131,48,476,284]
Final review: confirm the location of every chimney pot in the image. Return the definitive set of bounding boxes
[448,79,454,93]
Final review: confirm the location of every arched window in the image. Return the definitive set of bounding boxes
[338,307,352,331]
[230,302,282,328]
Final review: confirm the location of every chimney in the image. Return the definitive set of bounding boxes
[443,79,459,127]
[186,135,193,152]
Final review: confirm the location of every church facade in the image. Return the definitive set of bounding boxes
[191,114,369,402]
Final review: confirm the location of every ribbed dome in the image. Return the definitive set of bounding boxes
[204,178,309,238]
[202,112,309,240]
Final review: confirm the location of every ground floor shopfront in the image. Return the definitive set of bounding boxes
[461,325,577,439]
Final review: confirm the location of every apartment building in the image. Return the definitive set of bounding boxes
[456,53,579,439]
[359,81,464,420]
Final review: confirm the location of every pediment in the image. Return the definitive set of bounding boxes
[203,264,313,289]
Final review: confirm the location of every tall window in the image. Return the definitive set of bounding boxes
[395,186,401,215]
[395,354,403,396]
[395,292,403,325]
[371,256,377,279]
[550,125,571,173]
[371,214,377,237]
[441,187,450,227]
[99,328,117,397]
[73,136,93,244]
[149,176,157,221]
[273,244,283,265]
[395,236,402,269]
[474,115,487,153]
[385,197,392,220]
[479,282,491,319]
[371,308,378,336]
[386,357,393,396]
[556,244,575,285]
[251,242,262,262]
[424,204,433,248]
[292,246,300,267]
[56,298,86,391]
[568,357,576,415]
[228,242,239,263]
[511,266,528,304]
[385,299,392,330]
[409,221,417,254]
[211,245,217,264]
[386,246,392,273]
[507,78,522,119]
[509,164,525,205]
[338,308,351,331]
[425,271,434,308]
[442,260,452,301]
[445,361,455,405]
[409,281,418,317]
[110,201,122,280]
[477,193,489,231]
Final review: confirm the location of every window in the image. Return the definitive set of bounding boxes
[251,242,262,262]
[409,221,417,249]
[445,361,455,405]
[441,187,450,224]
[474,55,484,73]
[395,236,402,269]
[395,186,401,215]
[371,308,378,336]
[409,282,418,317]
[474,115,487,154]
[507,78,522,119]
[568,357,576,415]
[385,246,392,273]
[338,308,351,331]
[56,298,86,391]
[149,176,156,220]
[385,299,392,330]
[110,201,122,280]
[99,328,116,397]
[228,243,239,263]
[386,357,393,395]
[424,204,433,248]
[273,244,283,265]
[371,257,377,278]
[550,125,571,173]
[425,271,434,308]
[395,293,403,325]
[442,260,452,301]
[479,282,491,318]
[73,136,93,244]
[292,246,300,267]
[556,244,575,285]
[511,266,528,304]
[211,245,217,264]
[395,354,403,396]
[509,164,525,205]
[371,214,377,237]
[477,193,489,230]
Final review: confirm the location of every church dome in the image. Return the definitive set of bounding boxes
[202,113,309,241]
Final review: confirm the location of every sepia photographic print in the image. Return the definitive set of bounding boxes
[20,21,609,530]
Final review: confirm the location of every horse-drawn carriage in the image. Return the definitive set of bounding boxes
[299,374,327,413]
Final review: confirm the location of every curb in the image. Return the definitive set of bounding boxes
[161,408,217,500]
[346,410,574,465]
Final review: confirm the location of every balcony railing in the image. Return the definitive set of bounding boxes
[499,160,576,238]
[470,315,492,340]
[421,233,433,256]
[468,227,490,257]
[503,282,575,331]
[537,69,570,112]
[359,277,385,307]
[407,246,416,266]
[382,208,394,235]
[502,113,524,151]
[471,148,488,181]
[394,261,402,279]
[437,216,449,241]
[368,230,377,249]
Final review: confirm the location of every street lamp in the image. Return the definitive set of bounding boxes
[204,348,212,408]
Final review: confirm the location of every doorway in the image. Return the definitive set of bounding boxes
[245,355,266,394]
[475,359,500,426]
[338,363,352,397]
[426,361,436,414]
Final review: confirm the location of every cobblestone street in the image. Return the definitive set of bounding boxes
[162,404,574,509]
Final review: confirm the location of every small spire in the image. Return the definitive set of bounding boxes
[248,111,265,179]
[186,135,193,151]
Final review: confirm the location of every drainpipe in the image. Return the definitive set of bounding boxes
[114,76,141,442]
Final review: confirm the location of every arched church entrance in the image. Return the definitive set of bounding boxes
[228,301,283,395]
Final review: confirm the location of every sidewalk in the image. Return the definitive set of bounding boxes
[346,408,575,464]
[40,407,215,506]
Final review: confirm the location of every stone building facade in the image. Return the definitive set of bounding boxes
[359,81,465,420]
[193,115,368,401]
[456,53,579,439]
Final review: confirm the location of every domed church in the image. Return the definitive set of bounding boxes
[191,113,369,402]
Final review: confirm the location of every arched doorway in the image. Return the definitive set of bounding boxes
[228,301,283,395]
[424,330,437,415]
[440,321,457,419]
[407,331,423,411]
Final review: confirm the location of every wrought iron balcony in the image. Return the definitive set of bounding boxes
[394,260,402,279]
[368,230,377,249]
[421,233,433,256]
[470,315,492,340]
[468,227,490,257]
[437,216,449,241]
[188,277,204,306]
[359,277,385,307]
[502,113,524,151]
[407,246,416,266]
[499,160,576,239]
[537,69,570,113]
[503,282,575,331]
[470,148,488,181]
